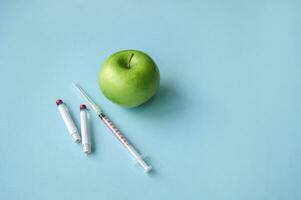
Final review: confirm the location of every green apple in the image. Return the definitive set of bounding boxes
[99,50,160,108]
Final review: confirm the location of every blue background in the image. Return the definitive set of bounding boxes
[0,0,300,199]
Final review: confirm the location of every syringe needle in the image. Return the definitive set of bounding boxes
[72,83,101,115]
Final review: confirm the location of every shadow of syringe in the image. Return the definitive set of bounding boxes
[72,83,152,173]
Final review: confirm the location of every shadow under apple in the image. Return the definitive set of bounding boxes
[128,83,185,118]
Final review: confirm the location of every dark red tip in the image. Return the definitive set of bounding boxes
[56,99,63,106]
[80,104,87,110]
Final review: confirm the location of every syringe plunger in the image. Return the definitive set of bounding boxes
[127,145,152,173]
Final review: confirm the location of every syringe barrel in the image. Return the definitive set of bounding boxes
[80,105,91,154]
[99,113,129,147]
[57,100,81,143]
[99,113,152,173]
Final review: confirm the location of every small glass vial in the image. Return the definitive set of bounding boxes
[56,99,81,143]
[80,104,91,154]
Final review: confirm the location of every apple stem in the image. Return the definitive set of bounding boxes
[128,53,135,68]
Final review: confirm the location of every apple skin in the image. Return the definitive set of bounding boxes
[99,50,160,108]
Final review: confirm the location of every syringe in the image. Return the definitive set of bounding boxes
[72,83,152,173]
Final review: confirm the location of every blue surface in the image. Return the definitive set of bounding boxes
[0,0,300,199]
